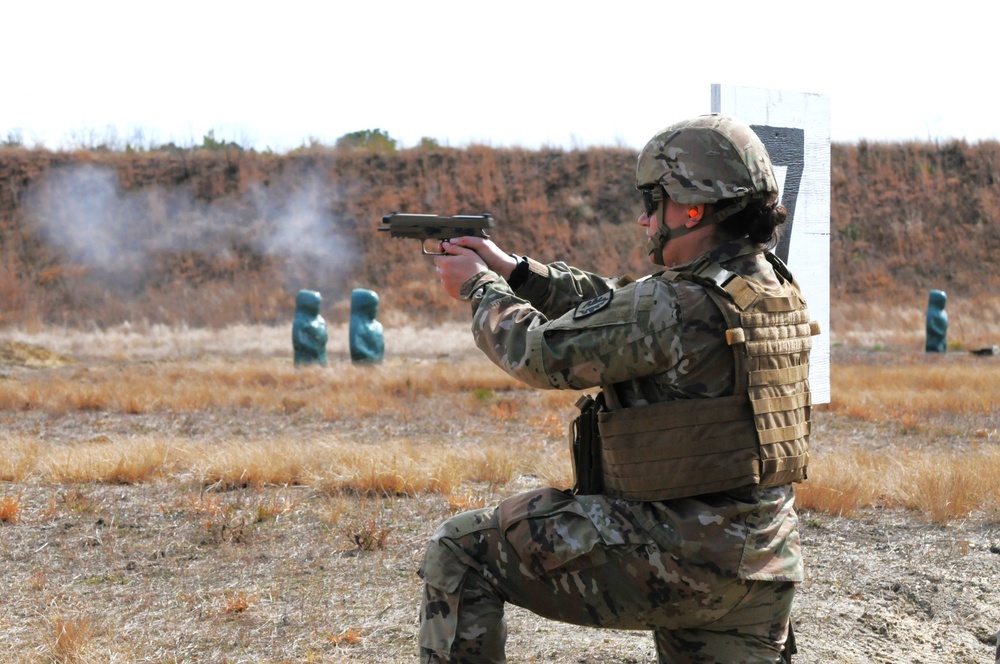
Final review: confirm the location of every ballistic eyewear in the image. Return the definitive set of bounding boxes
[640,186,663,217]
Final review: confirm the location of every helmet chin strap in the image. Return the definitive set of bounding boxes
[645,212,712,265]
[645,217,670,266]
[644,186,670,266]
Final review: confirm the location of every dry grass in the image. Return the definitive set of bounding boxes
[0,321,478,363]
[830,357,1000,424]
[0,481,463,663]
[6,427,996,527]
[797,446,1000,521]
[0,323,998,661]
[0,355,517,420]
[793,340,1000,522]
[43,614,94,664]
[222,591,257,615]
[830,295,1000,351]
[0,434,571,498]
[0,491,22,523]
[3,323,998,526]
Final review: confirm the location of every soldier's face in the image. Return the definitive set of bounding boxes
[639,198,701,266]
[638,199,687,237]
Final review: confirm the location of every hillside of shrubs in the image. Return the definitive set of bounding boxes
[1,136,998,327]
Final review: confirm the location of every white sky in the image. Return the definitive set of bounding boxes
[4,0,997,152]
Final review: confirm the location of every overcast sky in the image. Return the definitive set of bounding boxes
[4,0,996,152]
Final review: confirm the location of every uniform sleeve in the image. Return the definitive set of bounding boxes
[512,257,634,320]
[470,276,686,390]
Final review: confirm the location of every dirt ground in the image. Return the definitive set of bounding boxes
[1,337,999,663]
[2,411,998,663]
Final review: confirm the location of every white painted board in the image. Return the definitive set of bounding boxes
[711,84,831,404]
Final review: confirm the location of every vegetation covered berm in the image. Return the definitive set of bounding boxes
[1,139,998,327]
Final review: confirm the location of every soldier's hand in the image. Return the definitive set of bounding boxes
[443,236,518,280]
[434,241,489,300]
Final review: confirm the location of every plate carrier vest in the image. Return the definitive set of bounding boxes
[597,254,820,501]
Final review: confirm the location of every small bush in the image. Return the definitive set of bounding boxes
[0,492,22,523]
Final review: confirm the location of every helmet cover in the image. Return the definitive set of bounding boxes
[636,114,778,205]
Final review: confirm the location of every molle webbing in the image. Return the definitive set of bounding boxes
[598,394,761,501]
[598,256,816,501]
[713,266,814,489]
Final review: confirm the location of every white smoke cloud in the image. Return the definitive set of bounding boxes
[23,167,142,276]
[22,163,357,299]
[247,172,356,296]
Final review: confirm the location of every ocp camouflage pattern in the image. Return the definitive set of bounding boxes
[419,485,798,663]
[419,237,802,662]
[635,114,779,206]
[467,237,779,404]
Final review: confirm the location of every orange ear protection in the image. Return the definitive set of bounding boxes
[688,207,699,219]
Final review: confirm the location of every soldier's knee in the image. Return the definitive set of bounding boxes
[419,507,499,593]
[418,507,505,658]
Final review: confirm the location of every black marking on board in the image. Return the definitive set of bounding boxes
[751,125,804,263]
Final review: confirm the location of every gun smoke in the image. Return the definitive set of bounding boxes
[22,164,357,308]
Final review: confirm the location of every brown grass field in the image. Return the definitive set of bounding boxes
[1,306,999,663]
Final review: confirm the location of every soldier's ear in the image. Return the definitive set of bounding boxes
[685,205,705,226]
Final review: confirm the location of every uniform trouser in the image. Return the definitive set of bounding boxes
[418,488,794,664]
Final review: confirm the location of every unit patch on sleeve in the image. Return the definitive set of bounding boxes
[574,291,613,319]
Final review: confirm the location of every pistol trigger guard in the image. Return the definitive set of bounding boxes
[422,239,446,256]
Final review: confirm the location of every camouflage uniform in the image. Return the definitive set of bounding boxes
[420,115,805,663]
[419,237,802,663]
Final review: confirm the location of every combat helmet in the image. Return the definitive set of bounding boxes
[636,114,778,261]
[636,114,777,204]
